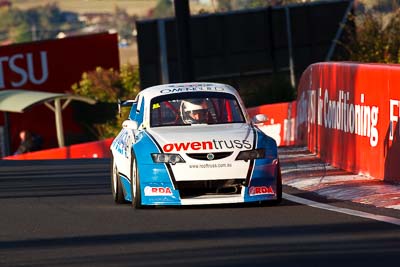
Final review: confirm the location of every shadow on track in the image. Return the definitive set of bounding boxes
[0,159,110,198]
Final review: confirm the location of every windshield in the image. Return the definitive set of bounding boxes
[150,92,245,127]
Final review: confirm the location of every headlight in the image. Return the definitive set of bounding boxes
[235,149,265,161]
[151,153,185,165]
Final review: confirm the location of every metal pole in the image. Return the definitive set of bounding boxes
[285,6,296,89]
[174,0,194,82]
[267,7,277,74]
[286,102,292,146]
[3,112,10,156]
[158,19,170,84]
[325,0,354,61]
[54,99,65,147]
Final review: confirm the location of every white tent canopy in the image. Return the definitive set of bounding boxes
[0,89,96,149]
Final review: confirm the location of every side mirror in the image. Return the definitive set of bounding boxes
[122,120,138,130]
[252,114,268,124]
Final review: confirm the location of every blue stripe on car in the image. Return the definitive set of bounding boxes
[132,130,181,205]
[145,131,178,189]
[244,127,279,202]
[244,126,257,186]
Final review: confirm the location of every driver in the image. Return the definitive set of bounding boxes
[180,99,209,124]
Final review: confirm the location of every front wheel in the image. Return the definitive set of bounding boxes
[131,153,142,208]
[260,163,282,206]
[271,163,283,205]
[111,155,125,204]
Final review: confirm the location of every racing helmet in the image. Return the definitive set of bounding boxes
[180,99,209,124]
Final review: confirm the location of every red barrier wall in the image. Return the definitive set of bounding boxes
[3,138,113,160]
[0,33,120,154]
[4,102,298,160]
[296,62,400,182]
[9,61,400,183]
[248,101,297,147]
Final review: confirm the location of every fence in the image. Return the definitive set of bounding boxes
[136,0,353,89]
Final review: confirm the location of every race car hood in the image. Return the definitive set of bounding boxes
[147,123,255,153]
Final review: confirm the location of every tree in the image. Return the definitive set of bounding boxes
[112,6,137,43]
[71,64,140,139]
[0,3,81,43]
[214,0,308,12]
[152,0,175,18]
[339,11,400,63]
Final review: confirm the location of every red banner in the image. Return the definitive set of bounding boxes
[296,62,400,182]
[3,138,113,160]
[0,33,120,154]
[247,101,297,147]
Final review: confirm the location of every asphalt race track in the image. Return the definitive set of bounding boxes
[0,159,399,267]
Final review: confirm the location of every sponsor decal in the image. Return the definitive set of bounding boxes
[0,51,48,88]
[298,89,379,147]
[160,84,225,94]
[390,99,400,141]
[189,163,233,169]
[152,103,161,109]
[163,139,252,152]
[249,186,275,196]
[144,186,173,196]
[113,131,131,158]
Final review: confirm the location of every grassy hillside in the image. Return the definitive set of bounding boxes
[10,0,155,65]
[12,0,158,16]
[10,0,213,66]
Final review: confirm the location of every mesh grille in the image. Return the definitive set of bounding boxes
[177,179,244,198]
[186,152,233,160]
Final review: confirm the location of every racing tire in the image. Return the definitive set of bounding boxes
[111,155,125,204]
[270,163,283,205]
[130,152,142,208]
[260,163,282,206]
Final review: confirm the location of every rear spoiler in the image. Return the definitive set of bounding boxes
[118,99,136,117]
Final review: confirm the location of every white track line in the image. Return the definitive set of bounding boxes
[283,193,400,226]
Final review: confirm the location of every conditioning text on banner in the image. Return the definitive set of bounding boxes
[296,62,400,181]
[298,89,380,147]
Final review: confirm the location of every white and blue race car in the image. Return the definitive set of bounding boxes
[110,82,282,207]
